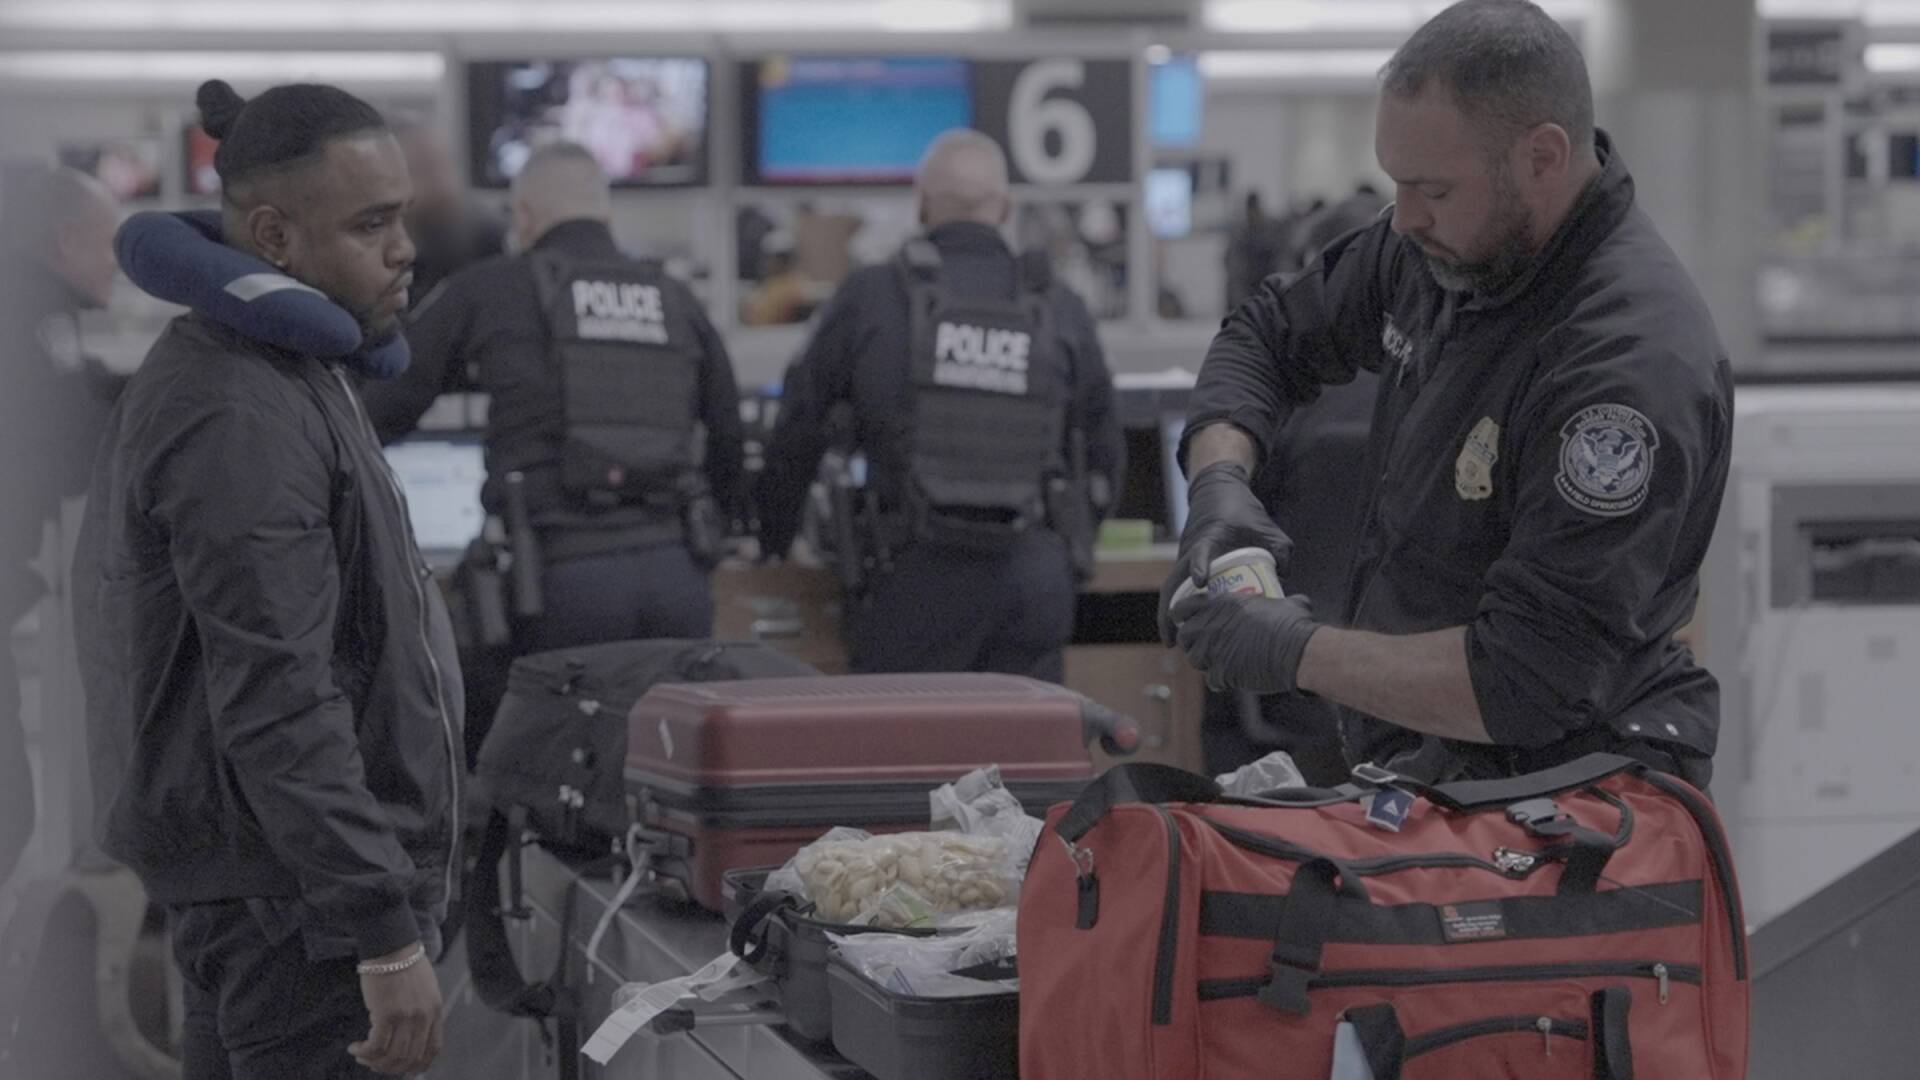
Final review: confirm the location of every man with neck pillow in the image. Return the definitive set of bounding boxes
[76,80,459,1079]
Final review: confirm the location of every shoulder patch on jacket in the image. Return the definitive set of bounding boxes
[1555,403,1658,517]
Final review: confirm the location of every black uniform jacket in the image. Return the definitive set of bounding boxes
[756,221,1125,559]
[1185,132,1734,778]
[362,219,747,555]
[77,315,463,960]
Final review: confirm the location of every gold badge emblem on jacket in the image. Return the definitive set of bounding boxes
[1455,417,1500,501]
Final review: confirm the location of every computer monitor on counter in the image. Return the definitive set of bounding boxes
[382,437,487,566]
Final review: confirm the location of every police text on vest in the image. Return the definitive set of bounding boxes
[573,280,670,345]
[932,321,1030,395]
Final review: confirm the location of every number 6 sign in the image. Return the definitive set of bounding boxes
[973,58,1134,186]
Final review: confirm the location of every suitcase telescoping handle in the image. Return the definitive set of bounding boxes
[1075,696,1142,757]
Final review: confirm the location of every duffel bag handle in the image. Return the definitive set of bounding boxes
[1338,989,1634,1080]
[1054,763,1224,843]
[1421,753,1641,812]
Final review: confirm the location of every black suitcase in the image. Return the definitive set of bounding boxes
[465,639,819,1050]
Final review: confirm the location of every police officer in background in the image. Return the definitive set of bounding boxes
[756,130,1123,683]
[1164,0,1730,788]
[363,141,745,656]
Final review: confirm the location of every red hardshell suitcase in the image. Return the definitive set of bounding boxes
[1019,756,1750,1080]
[625,673,1137,911]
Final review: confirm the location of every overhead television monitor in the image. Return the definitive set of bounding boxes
[58,137,162,201]
[1149,55,1204,149]
[467,57,710,189]
[742,55,971,186]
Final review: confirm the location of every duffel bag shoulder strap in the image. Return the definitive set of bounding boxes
[1422,753,1642,812]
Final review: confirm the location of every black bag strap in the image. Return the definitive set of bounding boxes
[1592,986,1635,1080]
[1055,764,1374,844]
[1527,815,1622,896]
[1054,763,1223,842]
[1344,1002,1405,1080]
[467,808,568,1019]
[1256,857,1348,1016]
[728,888,803,967]
[1423,754,1641,812]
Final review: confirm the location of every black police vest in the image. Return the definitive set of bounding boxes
[528,250,704,517]
[897,239,1067,548]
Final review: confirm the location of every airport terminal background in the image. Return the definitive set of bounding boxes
[3,0,1920,1077]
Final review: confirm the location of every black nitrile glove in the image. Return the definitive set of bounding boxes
[1157,461,1294,646]
[1172,591,1322,695]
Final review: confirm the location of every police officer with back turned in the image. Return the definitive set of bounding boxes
[363,141,746,655]
[756,129,1124,683]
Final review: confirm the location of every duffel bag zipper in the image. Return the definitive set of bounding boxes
[1204,786,1635,883]
[1639,772,1749,980]
[1406,1014,1588,1059]
[1151,806,1182,1026]
[1205,821,1545,881]
[1198,960,1700,1002]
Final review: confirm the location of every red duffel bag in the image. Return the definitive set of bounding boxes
[1019,755,1749,1079]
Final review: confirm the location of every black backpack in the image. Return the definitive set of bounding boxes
[465,639,818,1072]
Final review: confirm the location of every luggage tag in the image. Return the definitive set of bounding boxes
[1329,1021,1378,1080]
[1363,787,1416,833]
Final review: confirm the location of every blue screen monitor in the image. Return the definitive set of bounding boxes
[1149,56,1203,149]
[745,56,972,185]
[383,439,487,561]
[1145,166,1194,239]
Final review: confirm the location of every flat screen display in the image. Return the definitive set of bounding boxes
[467,57,709,188]
[1149,56,1204,149]
[383,439,486,558]
[745,56,971,185]
[1144,166,1193,238]
[58,137,162,200]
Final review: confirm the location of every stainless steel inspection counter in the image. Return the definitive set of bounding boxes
[436,846,866,1080]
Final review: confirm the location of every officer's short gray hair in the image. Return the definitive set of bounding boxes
[915,129,1010,228]
[1381,0,1595,158]
[511,140,611,220]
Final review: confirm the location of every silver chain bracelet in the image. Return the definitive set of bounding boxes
[355,945,427,977]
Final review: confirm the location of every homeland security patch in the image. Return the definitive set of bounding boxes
[1556,403,1658,517]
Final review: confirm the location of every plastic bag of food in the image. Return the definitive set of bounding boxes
[830,908,1019,998]
[929,765,1044,878]
[789,831,1015,927]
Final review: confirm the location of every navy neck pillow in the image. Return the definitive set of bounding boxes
[114,209,410,379]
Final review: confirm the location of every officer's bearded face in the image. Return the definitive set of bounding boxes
[237,133,418,340]
[1376,88,1540,296]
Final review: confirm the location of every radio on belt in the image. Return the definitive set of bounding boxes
[1170,546,1284,612]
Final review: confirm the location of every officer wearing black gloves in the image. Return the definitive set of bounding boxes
[363,141,745,653]
[756,129,1123,682]
[1164,0,1731,788]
